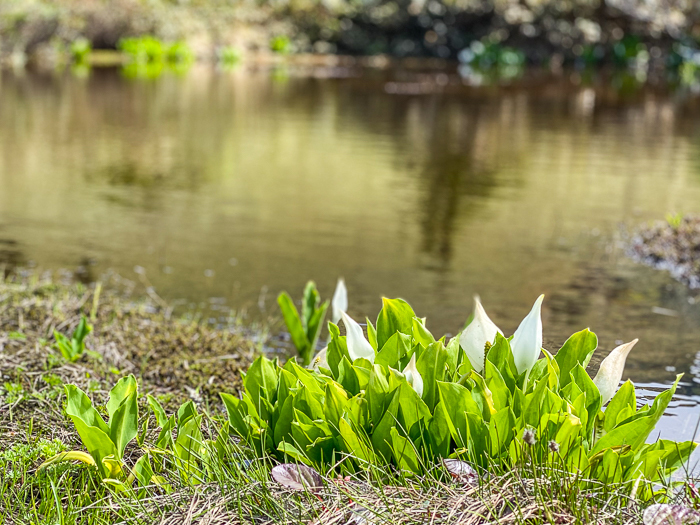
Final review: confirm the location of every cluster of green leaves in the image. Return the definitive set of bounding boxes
[223,297,696,496]
[41,375,229,496]
[277,281,328,366]
[53,316,92,362]
[118,36,193,78]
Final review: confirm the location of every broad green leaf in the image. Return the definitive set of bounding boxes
[301,281,320,330]
[416,341,448,411]
[486,334,517,393]
[484,360,510,411]
[411,317,435,347]
[324,381,348,430]
[244,356,279,412]
[375,332,411,369]
[445,336,461,377]
[489,406,515,456]
[65,385,110,436]
[69,417,118,478]
[221,393,250,439]
[570,364,601,437]
[274,392,296,447]
[177,400,198,426]
[277,442,312,465]
[131,454,156,489]
[371,390,401,460]
[327,322,349,378]
[108,389,138,459]
[147,395,168,428]
[366,318,378,350]
[367,365,393,425]
[278,292,309,357]
[554,329,598,388]
[429,401,451,458]
[390,427,421,474]
[437,381,480,448]
[376,298,416,350]
[603,380,635,433]
[338,418,376,464]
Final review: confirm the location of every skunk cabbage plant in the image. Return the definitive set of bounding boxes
[225,295,696,493]
[278,281,330,366]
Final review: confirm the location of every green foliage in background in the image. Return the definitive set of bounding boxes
[118,36,193,78]
[224,297,696,497]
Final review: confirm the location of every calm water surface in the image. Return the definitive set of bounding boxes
[0,66,699,451]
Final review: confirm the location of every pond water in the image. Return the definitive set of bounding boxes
[0,65,699,452]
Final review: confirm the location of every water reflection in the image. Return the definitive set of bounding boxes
[1,66,700,423]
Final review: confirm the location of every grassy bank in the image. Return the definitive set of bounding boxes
[4,0,700,77]
[1,272,699,523]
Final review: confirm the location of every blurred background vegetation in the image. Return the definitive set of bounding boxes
[3,0,700,71]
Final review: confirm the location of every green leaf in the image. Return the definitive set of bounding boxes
[244,356,279,413]
[301,281,320,331]
[147,395,168,428]
[376,298,416,350]
[411,317,435,347]
[274,392,296,447]
[366,318,378,350]
[603,380,635,433]
[486,334,517,393]
[489,406,515,456]
[324,381,348,430]
[570,364,601,438]
[65,384,110,436]
[327,322,349,378]
[416,341,448,411]
[338,418,376,464]
[108,389,138,459]
[390,428,421,474]
[59,407,120,476]
[591,376,681,454]
[306,301,329,358]
[278,292,309,358]
[437,381,481,448]
[445,336,461,378]
[429,402,451,458]
[131,454,155,489]
[484,360,511,412]
[277,442,312,465]
[220,393,250,439]
[367,365,392,425]
[555,329,598,388]
[375,332,411,369]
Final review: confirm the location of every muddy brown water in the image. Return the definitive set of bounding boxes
[0,66,698,457]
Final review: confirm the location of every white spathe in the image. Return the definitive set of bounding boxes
[593,339,638,405]
[331,278,348,325]
[403,353,424,397]
[511,295,545,375]
[459,296,503,373]
[340,310,375,363]
[310,347,328,372]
